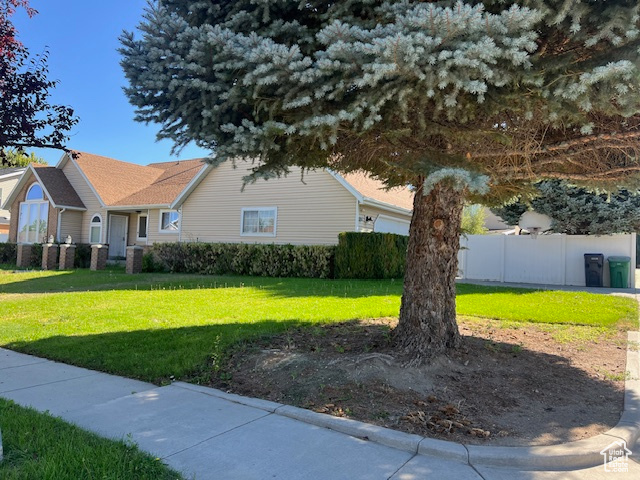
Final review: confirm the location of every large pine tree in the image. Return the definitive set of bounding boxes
[120,1,640,362]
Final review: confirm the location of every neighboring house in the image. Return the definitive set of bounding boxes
[2,151,413,258]
[0,168,26,242]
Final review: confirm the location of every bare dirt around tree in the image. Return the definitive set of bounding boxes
[208,318,629,446]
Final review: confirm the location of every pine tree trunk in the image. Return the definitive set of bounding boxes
[394,180,464,363]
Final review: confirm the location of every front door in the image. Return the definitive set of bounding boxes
[108,214,128,258]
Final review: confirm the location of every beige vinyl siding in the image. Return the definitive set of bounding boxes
[359,205,412,233]
[147,208,179,244]
[62,160,107,243]
[181,163,356,245]
[0,176,20,219]
[59,210,83,243]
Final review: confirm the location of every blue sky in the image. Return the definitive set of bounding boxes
[13,0,211,166]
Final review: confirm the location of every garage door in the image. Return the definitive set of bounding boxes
[373,215,410,235]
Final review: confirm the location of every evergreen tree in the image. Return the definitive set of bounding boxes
[493,181,640,235]
[120,1,640,362]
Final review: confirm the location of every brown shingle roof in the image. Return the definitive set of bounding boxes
[34,167,86,209]
[113,160,207,206]
[341,172,414,211]
[71,152,207,207]
[72,152,164,205]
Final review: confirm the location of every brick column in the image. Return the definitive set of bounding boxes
[90,245,109,271]
[59,244,76,270]
[16,243,33,268]
[42,243,59,270]
[126,246,143,274]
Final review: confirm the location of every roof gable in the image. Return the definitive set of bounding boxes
[1,164,86,210]
[33,167,86,209]
[68,151,208,207]
[72,152,164,205]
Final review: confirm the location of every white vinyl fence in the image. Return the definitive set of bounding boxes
[458,233,636,288]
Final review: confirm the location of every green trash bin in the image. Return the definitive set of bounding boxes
[608,256,631,288]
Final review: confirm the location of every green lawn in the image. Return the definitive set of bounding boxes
[0,398,182,480]
[0,267,636,383]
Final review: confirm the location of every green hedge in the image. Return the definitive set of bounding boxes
[27,243,43,268]
[0,242,17,264]
[74,243,92,269]
[335,232,408,279]
[149,242,335,279]
[1,243,41,268]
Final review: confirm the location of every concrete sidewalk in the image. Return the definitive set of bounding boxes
[1,348,639,480]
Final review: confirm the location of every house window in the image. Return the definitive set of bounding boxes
[26,183,44,201]
[17,183,49,243]
[137,214,148,240]
[89,214,102,244]
[159,209,179,233]
[241,207,277,236]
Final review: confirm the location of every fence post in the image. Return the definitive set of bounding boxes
[90,245,109,271]
[499,234,506,283]
[59,244,76,270]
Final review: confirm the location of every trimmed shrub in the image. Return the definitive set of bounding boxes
[29,243,43,268]
[0,242,17,264]
[335,232,408,279]
[142,251,166,273]
[149,242,335,279]
[74,243,92,269]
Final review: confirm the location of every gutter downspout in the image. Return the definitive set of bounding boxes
[178,206,183,243]
[56,208,66,242]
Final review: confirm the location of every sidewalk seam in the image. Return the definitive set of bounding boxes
[386,452,417,480]
[162,411,273,460]
[0,371,99,394]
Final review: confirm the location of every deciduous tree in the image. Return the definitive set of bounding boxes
[0,148,45,168]
[0,0,77,163]
[121,1,640,362]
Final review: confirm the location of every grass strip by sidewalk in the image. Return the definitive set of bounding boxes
[0,268,636,383]
[0,398,182,480]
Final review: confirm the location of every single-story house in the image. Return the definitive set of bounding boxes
[2,151,413,258]
[0,167,26,242]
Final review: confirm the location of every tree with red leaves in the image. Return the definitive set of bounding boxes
[0,0,77,165]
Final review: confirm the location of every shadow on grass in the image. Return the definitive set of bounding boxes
[4,320,310,384]
[0,267,538,299]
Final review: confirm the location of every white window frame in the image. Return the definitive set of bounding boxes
[136,213,148,241]
[89,213,103,244]
[17,183,49,244]
[159,209,180,234]
[240,207,278,237]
